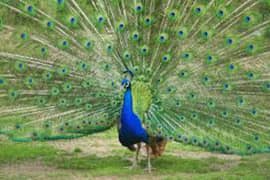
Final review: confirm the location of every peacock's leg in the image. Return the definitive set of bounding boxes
[131,143,141,168]
[136,143,141,163]
[146,145,152,173]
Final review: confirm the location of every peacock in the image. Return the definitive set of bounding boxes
[0,0,270,172]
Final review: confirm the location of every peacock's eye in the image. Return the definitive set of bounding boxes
[47,22,52,26]
[28,6,32,11]
[245,16,251,22]
[248,73,253,78]
[21,33,26,39]
[227,38,233,44]
[98,17,104,22]
[70,17,75,23]
[219,10,224,16]
[229,64,234,70]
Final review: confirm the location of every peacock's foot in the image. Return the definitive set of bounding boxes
[124,164,139,170]
[144,166,155,173]
[131,163,139,169]
[124,161,140,169]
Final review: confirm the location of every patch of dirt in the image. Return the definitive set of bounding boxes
[165,149,241,171]
[210,160,240,171]
[47,135,123,157]
[0,161,95,180]
[0,135,8,142]
[94,175,166,180]
[48,135,242,162]
[0,161,56,179]
[167,150,241,160]
[0,161,164,180]
[0,161,53,172]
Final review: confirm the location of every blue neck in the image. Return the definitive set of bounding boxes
[122,87,133,114]
[120,86,149,144]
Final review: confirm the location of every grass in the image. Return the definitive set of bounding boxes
[1,131,270,180]
[0,141,58,164]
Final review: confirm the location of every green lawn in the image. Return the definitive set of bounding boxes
[0,129,270,180]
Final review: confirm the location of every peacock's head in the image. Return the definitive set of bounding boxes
[121,69,134,89]
[121,78,131,89]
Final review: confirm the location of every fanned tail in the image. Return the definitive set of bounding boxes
[138,0,270,155]
[0,0,270,155]
[0,0,126,141]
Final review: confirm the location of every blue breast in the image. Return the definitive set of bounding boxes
[119,87,148,146]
